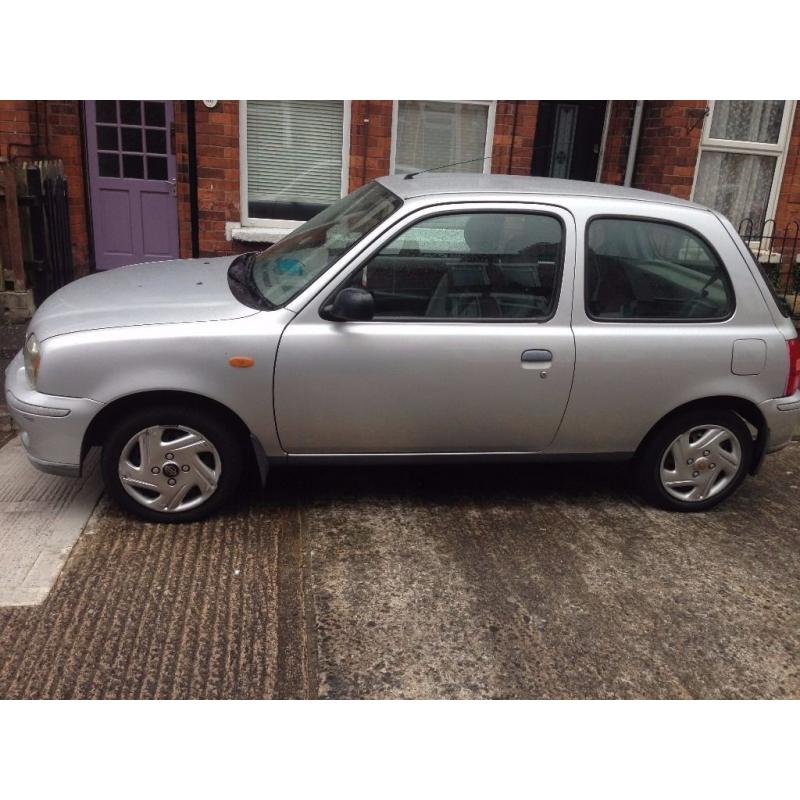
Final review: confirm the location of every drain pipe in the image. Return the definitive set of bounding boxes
[624,100,644,187]
[186,100,200,259]
[595,100,613,182]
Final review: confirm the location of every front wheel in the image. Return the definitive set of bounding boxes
[638,409,753,512]
[101,404,244,523]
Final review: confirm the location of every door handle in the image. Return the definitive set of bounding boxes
[521,349,553,363]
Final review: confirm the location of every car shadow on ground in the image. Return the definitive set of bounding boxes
[260,458,637,510]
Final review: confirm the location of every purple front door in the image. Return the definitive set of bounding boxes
[85,101,180,269]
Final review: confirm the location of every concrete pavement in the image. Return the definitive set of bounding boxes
[0,440,103,606]
[0,442,798,698]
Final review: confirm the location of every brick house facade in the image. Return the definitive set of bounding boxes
[1,100,798,284]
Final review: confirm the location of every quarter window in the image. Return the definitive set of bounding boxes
[586,218,734,321]
[346,211,564,319]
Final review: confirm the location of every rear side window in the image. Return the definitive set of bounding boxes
[586,217,734,321]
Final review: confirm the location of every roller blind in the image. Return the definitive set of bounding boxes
[394,101,489,175]
[246,100,345,205]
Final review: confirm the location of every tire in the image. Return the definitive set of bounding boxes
[637,408,753,512]
[101,403,244,523]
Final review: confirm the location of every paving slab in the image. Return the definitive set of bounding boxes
[0,437,103,606]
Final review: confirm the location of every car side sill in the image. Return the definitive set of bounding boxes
[284,452,633,466]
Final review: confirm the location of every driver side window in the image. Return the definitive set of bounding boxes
[345,211,564,320]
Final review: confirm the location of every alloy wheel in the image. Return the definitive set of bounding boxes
[659,424,743,503]
[118,425,221,513]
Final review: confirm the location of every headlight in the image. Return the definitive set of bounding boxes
[24,334,41,387]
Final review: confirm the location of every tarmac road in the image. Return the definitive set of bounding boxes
[0,446,798,699]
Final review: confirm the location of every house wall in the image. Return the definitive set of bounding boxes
[492,101,539,176]
[774,102,800,232]
[631,100,705,198]
[598,100,636,185]
[3,99,800,283]
[0,100,91,277]
[180,101,246,258]
[348,100,393,192]
[598,100,706,199]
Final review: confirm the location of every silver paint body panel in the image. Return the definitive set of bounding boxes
[6,174,800,478]
[274,202,576,454]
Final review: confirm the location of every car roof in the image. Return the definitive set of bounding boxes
[376,173,708,211]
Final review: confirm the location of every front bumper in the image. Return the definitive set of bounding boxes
[4,350,103,477]
[758,390,800,454]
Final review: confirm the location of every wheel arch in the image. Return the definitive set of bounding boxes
[634,395,768,475]
[82,390,268,483]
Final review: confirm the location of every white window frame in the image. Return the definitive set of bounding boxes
[690,100,796,226]
[237,100,352,238]
[389,100,497,176]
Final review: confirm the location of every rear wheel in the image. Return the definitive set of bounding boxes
[101,404,244,522]
[638,408,753,512]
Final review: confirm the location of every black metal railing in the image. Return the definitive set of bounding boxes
[16,160,74,306]
[738,217,800,323]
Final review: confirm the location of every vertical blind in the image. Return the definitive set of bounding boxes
[394,101,489,175]
[246,100,345,206]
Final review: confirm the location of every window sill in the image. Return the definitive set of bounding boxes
[225,221,301,244]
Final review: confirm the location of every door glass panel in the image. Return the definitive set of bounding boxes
[122,154,144,179]
[586,218,734,320]
[146,156,167,180]
[121,127,143,152]
[549,104,577,178]
[709,101,784,144]
[119,101,142,126]
[347,212,564,319]
[95,101,117,124]
[98,153,120,177]
[96,125,118,151]
[144,101,166,127]
[145,128,167,154]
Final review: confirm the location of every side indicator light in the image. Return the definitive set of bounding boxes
[229,356,255,368]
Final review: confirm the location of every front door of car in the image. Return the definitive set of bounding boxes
[273,203,576,455]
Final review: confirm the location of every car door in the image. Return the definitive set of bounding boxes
[273,202,576,455]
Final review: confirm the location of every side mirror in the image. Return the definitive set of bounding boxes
[324,287,375,321]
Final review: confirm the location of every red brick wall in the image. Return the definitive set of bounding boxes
[632,101,706,199]
[0,100,39,160]
[598,100,706,200]
[173,101,193,259]
[599,101,636,185]
[0,100,91,276]
[192,101,244,257]
[774,102,800,231]
[492,101,538,175]
[349,100,393,191]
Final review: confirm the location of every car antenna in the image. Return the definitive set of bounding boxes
[403,156,491,180]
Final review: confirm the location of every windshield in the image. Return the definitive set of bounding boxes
[250,182,402,307]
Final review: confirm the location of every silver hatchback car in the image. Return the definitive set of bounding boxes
[6,175,800,521]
